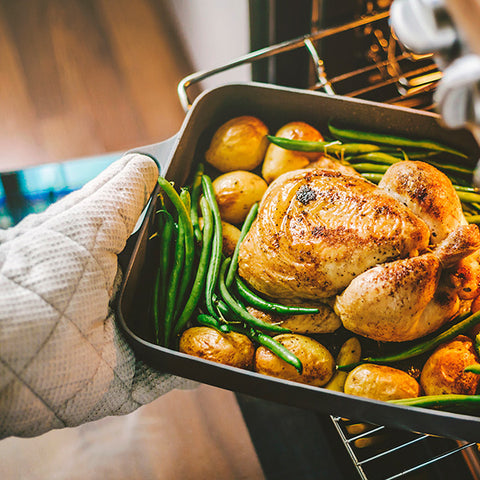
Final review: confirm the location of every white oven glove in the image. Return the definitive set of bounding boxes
[0,153,192,439]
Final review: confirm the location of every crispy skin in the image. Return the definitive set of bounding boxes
[334,254,461,341]
[238,169,430,301]
[335,224,480,341]
[420,335,480,395]
[379,161,468,244]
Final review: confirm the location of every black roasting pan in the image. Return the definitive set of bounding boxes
[117,82,480,443]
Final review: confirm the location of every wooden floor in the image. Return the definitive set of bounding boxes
[0,0,189,171]
[0,1,265,479]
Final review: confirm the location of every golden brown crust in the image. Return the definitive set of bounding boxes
[239,168,430,301]
[335,253,443,342]
[379,161,468,244]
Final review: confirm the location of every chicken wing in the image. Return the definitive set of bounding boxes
[378,161,467,244]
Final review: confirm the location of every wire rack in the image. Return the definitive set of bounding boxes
[177,10,439,111]
[331,416,480,479]
[176,7,479,480]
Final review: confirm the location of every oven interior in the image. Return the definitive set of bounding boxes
[178,1,480,478]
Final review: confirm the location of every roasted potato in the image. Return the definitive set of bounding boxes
[262,121,323,184]
[212,170,268,224]
[344,364,421,401]
[199,218,241,257]
[179,327,255,369]
[254,333,335,386]
[205,116,269,172]
[325,337,362,392]
[420,335,480,395]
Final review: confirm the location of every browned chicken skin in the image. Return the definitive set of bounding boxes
[335,225,480,342]
[238,161,480,342]
[239,168,430,302]
[378,161,467,245]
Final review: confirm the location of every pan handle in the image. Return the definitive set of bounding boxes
[125,134,179,176]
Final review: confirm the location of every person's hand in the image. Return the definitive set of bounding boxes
[0,154,192,439]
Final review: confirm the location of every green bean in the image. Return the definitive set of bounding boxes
[162,221,183,346]
[351,163,390,174]
[328,122,469,159]
[360,173,384,184]
[202,174,223,317]
[464,364,480,374]
[345,152,401,165]
[428,160,474,177]
[219,257,290,333]
[225,202,259,288]
[455,185,480,193]
[390,394,480,411]
[255,331,303,373]
[197,314,230,333]
[266,135,384,157]
[174,189,195,317]
[234,275,320,315]
[464,215,480,224]
[153,210,174,343]
[230,323,302,373]
[337,311,478,371]
[173,197,214,337]
[157,177,194,346]
[190,163,204,243]
[388,150,440,160]
[457,191,480,204]
[153,270,162,344]
[213,294,235,322]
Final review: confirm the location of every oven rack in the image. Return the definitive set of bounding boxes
[331,416,480,479]
[177,9,439,112]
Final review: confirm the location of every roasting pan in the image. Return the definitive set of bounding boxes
[117,82,480,443]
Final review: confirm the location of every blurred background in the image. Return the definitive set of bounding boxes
[0,0,250,227]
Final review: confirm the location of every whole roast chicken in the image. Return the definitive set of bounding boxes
[238,161,480,342]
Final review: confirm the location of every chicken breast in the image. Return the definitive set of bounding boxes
[238,168,430,301]
[378,161,468,244]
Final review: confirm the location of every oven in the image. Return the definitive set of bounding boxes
[172,1,480,478]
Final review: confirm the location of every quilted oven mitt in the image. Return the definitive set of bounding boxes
[0,153,192,439]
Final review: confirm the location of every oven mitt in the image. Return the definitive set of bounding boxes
[0,153,193,439]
